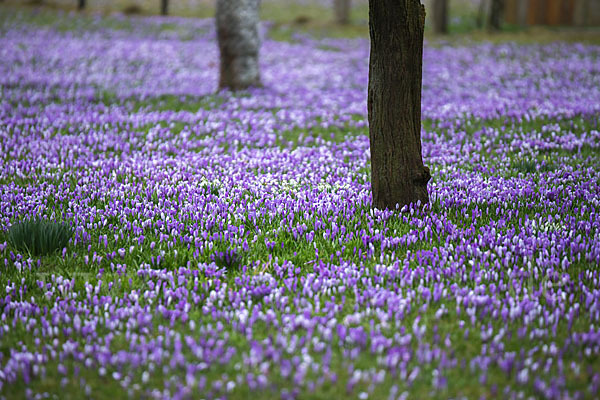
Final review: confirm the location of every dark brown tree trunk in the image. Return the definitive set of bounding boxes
[216,0,261,90]
[488,0,504,30]
[78,0,85,10]
[334,0,351,25]
[368,0,430,210]
[161,0,168,16]
[432,0,448,34]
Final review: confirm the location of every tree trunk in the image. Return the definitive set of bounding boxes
[516,0,528,26]
[432,0,448,34]
[78,0,85,10]
[477,0,489,28]
[368,0,430,210]
[216,0,261,90]
[334,0,351,25]
[488,0,504,30]
[574,0,590,26]
[161,0,168,16]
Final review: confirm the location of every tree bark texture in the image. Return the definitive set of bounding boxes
[216,0,261,90]
[334,0,351,25]
[432,0,448,34]
[488,0,504,30]
[161,0,169,15]
[78,0,85,10]
[368,0,430,210]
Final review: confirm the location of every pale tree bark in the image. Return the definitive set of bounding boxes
[432,0,448,34]
[515,0,528,27]
[334,0,351,25]
[574,0,591,26]
[488,0,504,31]
[368,0,430,210]
[161,0,168,15]
[477,0,489,28]
[216,0,262,90]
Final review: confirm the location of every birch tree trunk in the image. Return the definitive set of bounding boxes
[432,0,448,34]
[574,0,590,26]
[368,0,430,210]
[477,0,489,28]
[516,0,528,26]
[216,0,262,90]
[334,0,351,25]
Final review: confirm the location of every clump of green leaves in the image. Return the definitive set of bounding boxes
[511,158,556,174]
[211,249,243,270]
[201,182,220,196]
[511,159,538,174]
[6,219,73,257]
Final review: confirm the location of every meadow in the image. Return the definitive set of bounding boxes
[0,5,599,400]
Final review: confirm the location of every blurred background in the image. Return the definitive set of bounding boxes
[1,0,599,40]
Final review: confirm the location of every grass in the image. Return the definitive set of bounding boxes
[95,91,227,113]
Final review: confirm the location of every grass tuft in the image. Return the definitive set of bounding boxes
[6,219,73,257]
[511,159,537,174]
[211,248,243,271]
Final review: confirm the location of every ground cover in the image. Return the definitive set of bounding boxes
[0,7,600,400]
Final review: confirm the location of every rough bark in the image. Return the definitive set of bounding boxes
[334,0,351,25]
[432,0,448,34]
[368,0,430,210]
[161,0,168,16]
[78,0,85,10]
[488,0,504,30]
[216,0,262,90]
